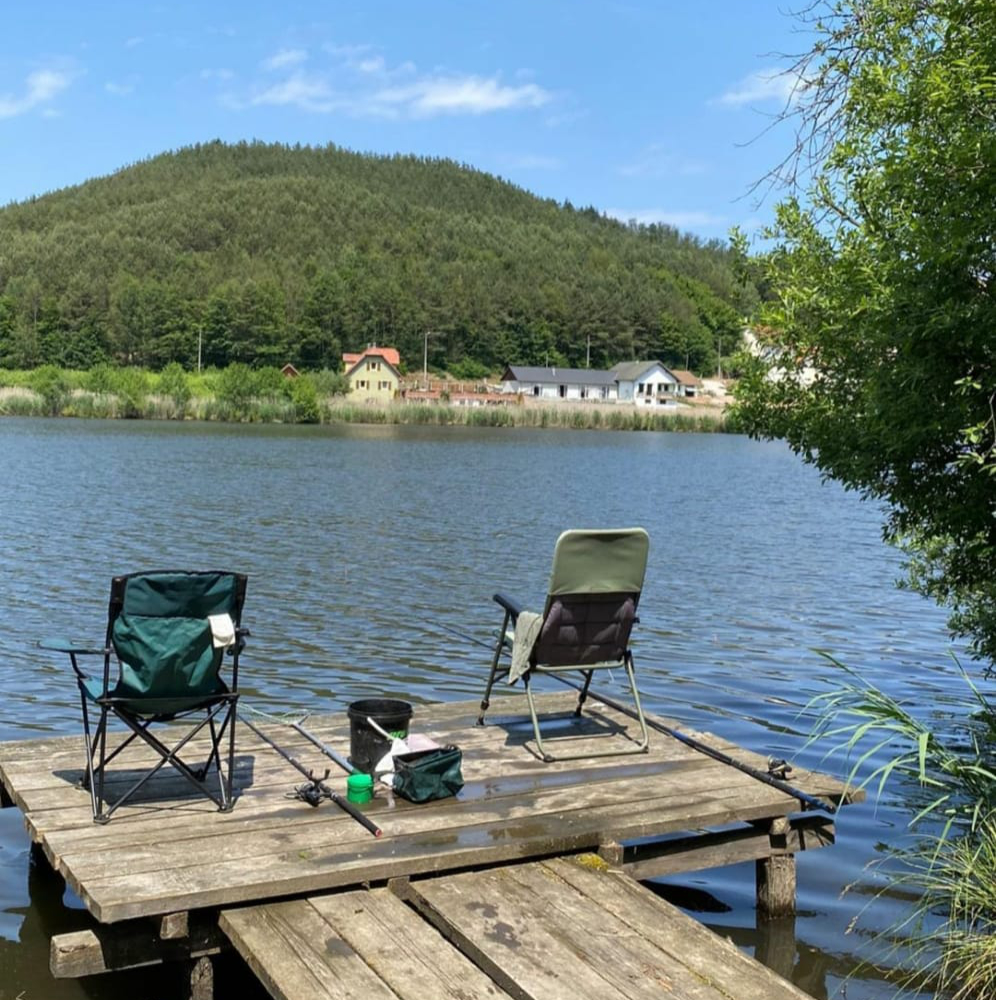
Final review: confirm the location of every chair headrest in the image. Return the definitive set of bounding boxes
[548,528,649,597]
[115,571,244,619]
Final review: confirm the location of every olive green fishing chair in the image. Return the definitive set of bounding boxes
[478,528,650,761]
[40,570,248,822]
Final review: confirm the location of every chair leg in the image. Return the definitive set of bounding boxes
[79,692,103,821]
[222,697,238,810]
[528,655,649,762]
[621,651,650,753]
[478,613,511,725]
[523,674,554,762]
[96,706,233,822]
[574,670,595,716]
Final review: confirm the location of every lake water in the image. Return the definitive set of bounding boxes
[0,417,968,999]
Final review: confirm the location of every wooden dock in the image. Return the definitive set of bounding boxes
[0,692,859,998]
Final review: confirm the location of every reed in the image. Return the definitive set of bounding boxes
[808,656,996,1000]
[0,382,735,434]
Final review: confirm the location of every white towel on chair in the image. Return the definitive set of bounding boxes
[207,613,236,650]
[508,611,543,684]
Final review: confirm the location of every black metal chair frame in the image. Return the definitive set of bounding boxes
[47,571,248,823]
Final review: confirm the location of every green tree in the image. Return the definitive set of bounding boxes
[732,0,995,662]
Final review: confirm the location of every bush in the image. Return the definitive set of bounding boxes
[111,367,150,419]
[29,365,70,416]
[289,377,322,423]
[157,362,192,417]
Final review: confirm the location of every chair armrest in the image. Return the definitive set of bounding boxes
[493,592,526,620]
[38,637,106,655]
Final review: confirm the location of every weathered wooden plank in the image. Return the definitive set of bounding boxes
[409,861,728,1000]
[50,912,225,978]
[541,857,811,999]
[623,815,835,880]
[53,761,722,881]
[220,898,398,1000]
[221,890,512,1000]
[310,890,510,998]
[73,778,803,922]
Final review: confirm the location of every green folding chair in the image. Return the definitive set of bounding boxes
[478,528,650,760]
[40,570,248,823]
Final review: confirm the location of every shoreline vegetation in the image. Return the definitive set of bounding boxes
[0,367,732,433]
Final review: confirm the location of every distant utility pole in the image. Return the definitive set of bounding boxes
[586,334,591,368]
[197,328,203,374]
[423,330,430,389]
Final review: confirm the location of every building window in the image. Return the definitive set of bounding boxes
[533,386,540,396]
[559,385,567,398]
[357,379,368,389]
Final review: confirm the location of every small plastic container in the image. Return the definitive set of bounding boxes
[346,772,373,804]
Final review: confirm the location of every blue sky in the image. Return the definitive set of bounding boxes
[1,2,809,243]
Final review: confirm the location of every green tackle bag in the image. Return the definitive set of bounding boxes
[391,745,464,803]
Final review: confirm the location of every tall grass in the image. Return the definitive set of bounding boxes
[809,656,996,1000]
[0,378,735,433]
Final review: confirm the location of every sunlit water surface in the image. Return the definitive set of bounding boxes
[0,418,970,999]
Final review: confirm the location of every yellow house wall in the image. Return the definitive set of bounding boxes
[348,358,399,402]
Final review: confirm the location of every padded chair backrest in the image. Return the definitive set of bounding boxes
[535,528,649,668]
[106,571,247,706]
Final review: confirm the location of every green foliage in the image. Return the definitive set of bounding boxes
[809,658,996,1000]
[288,377,321,423]
[84,362,118,395]
[732,0,996,661]
[309,368,350,397]
[0,141,753,376]
[448,357,490,381]
[28,365,70,415]
[213,363,257,419]
[111,367,150,419]
[157,362,192,417]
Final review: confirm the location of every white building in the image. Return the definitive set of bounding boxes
[500,366,618,401]
[609,361,682,405]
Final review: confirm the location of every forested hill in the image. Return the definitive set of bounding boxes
[0,140,754,375]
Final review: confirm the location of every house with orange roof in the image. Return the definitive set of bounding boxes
[342,345,402,403]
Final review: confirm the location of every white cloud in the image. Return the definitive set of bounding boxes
[604,207,727,229]
[105,80,135,96]
[227,45,553,120]
[713,67,802,108]
[0,69,73,119]
[250,72,343,113]
[373,76,550,117]
[262,48,308,71]
[201,68,235,81]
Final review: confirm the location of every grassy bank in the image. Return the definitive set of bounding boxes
[0,370,733,433]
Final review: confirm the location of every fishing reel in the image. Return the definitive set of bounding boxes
[290,768,331,807]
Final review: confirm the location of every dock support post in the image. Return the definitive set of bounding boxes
[0,782,13,808]
[188,955,213,1000]
[755,818,796,919]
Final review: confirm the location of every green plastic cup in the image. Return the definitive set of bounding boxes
[346,773,373,804]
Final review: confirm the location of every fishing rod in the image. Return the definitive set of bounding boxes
[291,721,356,776]
[441,622,839,815]
[238,712,382,837]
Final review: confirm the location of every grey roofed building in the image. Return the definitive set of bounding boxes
[609,360,662,382]
[501,365,618,387]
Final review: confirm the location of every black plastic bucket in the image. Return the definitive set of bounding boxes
[347,698,413,775]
